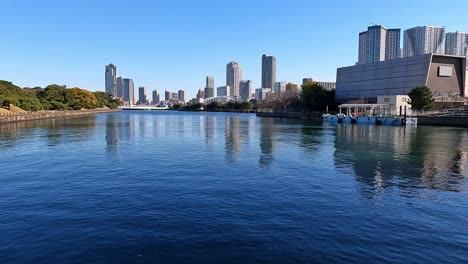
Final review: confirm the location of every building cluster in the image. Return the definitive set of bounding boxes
[192,54,332,104]
[336,24,468,103]
[359,25,468,65]
[106,54,337,106]
[105,64,135,106]
[104,64,185,106]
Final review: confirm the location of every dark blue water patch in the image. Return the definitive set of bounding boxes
[0,111,467,263]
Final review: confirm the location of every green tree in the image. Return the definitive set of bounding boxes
[66,88,97,110]
[241,101,253,110]
[93,91,120,109]
[301,82,334,111]
[408,86,434,111]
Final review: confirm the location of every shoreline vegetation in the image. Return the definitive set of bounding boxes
[0,80,122,124]
[0,80,121,112]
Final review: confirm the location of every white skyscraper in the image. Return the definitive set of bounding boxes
[226,62,242,98]
[403,26,445,57]
[262,55,276,89]
[445,32,468,56]
[105,64,117,96]
[358,25,401,64]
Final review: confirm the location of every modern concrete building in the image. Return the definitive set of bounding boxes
[196,89,204,100]
[316,81,336,91]
[152,90,160,105]
[123,78,134,105]
[274,82,287,95]
[204,87,214,99]
[171,92,178,100]
[255,88,271,100]
[206,76,215,89]
[240,80,252,101]
[226,62,242,98]
[262,54,276,89]
[139,87,148,104]
[205,76,215,98]
[376,95,413,115]
[336,54,467,103]
[403,26,445,57]
[358,26,400,64]
[105,64,117,96]
[217,86,230,97]
[116,77,124,99]
[178,90,185,102]
[445,32,468,56]
[165,90,170,101]
[385,29,401,60]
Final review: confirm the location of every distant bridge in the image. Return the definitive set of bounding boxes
[203,96,242,104]
[118,106,170,111]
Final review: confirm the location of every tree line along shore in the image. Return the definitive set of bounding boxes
[0,80,121,113]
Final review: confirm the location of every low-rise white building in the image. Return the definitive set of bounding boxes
[377,95,413,115]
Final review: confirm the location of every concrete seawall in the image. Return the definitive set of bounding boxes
[0,109,121,124]
[417,116,468,127]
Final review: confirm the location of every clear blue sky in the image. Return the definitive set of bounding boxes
[2,0,468,99]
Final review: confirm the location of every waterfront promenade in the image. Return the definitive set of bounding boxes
[0,109,121,124]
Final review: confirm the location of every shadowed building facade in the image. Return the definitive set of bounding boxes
[336,54,467,103]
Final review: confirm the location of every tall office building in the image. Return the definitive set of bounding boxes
[178,90,185,102]
[261,55,276,89]
[123,78,134,105]
[139,87,148,104]
[204,76,215,99]
[403,26,445,57]
[196,89,205,99]
[274,82,287,95]
[152,90,160,105]
[217,86,229,97]
[171,92,179,100]
[445,32,468,56]
[358,32,368,64]
[165,90,170,101]
[116,77,124,98]
[105,64,117,96]
[358,26,401,64]
[206,76,215,89]
[240,80,252,102]
[226,62,242,97]
[385,29,401,60]
[365,25,386,63]
[204,87,214,99]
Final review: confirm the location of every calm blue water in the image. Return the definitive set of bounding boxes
[1,111,468,263]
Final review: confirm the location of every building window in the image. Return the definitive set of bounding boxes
[401,98,407,102]
[384,98,390,102]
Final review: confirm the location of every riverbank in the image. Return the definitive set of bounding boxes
[0,109,121,124]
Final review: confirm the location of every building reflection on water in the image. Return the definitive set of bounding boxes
[333,124,468,196]
[105,113,135,155]
[259,118,275,167]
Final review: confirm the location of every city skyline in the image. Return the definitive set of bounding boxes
[3,1,468,99]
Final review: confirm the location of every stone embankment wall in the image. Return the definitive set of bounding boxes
[0,109,121,124]
[417,116,468,127]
